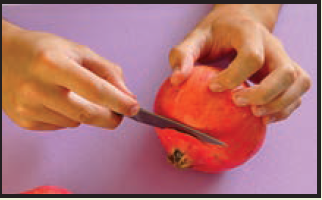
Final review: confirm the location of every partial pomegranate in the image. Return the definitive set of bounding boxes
[154,65,266,173]
[20,185,72,194]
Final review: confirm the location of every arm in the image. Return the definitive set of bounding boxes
[213,4,281,31]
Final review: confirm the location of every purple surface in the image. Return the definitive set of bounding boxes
[2,4,317,194]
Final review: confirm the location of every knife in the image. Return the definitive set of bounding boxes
[128,108,226,146]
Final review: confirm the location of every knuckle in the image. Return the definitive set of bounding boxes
[85,81,106,102]
[296,99,302,108]
[275,100,302,122]
[15,105,31,117]
[79,44,92,54]
[19,82,38,99]
[281,67,297,84]
[113,65,123,76]
[243,48,264,69]
[302,74,312,92]
[291,99,302,111]
[276,98,300,112]
[77,109,96,124]
[240,18,259,28]
[96,82,107,100]
[35,50,55,65]
[33,50,59,73]
[274,99,302,117]
[100,73,113,82]
[100,64,123,81]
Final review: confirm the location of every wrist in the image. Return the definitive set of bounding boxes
[211,4,281,31]
[2,20,25,50]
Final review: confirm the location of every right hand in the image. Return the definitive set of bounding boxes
[2,27,139,131]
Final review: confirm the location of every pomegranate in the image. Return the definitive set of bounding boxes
[20,185,72,194]
[154,65,266,173]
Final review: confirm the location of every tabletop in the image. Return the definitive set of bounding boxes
[2,4,318,194]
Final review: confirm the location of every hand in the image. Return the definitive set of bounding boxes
[169,5,311,124]
[2,20,139,130]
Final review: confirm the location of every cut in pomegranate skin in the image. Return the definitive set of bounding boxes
[154,66,266,173]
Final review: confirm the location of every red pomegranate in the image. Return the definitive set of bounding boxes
[20,185,72,194]
[154,65,266,173]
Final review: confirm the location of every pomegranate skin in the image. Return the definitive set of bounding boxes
[154,66,266,173]
[20,185,72,194]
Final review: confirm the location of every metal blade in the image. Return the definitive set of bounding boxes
[129,108,226,146]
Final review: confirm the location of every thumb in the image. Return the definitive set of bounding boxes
[169,30,209,86]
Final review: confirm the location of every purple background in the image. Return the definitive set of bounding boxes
[2,4,317,194]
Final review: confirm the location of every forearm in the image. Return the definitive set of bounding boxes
[213,4,282,31]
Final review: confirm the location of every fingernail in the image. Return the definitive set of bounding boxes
[234,96,248,106]
[254,107,266,117]
[130,104,140,116]
[210,83,224,92]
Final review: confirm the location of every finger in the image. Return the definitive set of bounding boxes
[233,63,298,107]
[232,35,299,106]
[21,105,80,128]
[15,119,65,131]
[209,34,264,92]
[169,29,210,86]
[251,67,311,117]
[80,48,136,99]
[42,86,123,129]
[37,54,139,116]
[263,99,302,124]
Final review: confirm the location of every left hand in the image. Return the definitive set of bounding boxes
[168,5,311,124]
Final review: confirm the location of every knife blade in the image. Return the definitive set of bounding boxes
[128,108,226,146]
